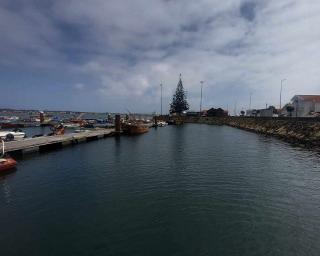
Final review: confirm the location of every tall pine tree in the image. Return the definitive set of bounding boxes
[170,75,189,114]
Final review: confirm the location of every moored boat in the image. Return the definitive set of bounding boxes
[157,121,168,127]
[48,124,65,136]
[0,140,17,172]
[0,157,17,172]
[122,122,149,135]
[63,123,80,128]
[0,130,26,141]
[74,128,90,133]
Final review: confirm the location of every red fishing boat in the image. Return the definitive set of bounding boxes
[0,139,17,172]
[0,157,17,172]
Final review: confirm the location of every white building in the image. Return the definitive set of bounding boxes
[291,95,320,117]
[246,106,277,117]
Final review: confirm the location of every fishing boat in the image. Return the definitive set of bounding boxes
[0,140,17,172]
[0,130,26,141]
[122,122,149,135]
[47,124,65,136]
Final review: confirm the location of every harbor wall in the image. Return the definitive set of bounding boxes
[161,116,320,148]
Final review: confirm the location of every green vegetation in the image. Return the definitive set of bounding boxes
[170,75,189,114]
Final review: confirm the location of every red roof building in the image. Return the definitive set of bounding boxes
[290,95,320,117]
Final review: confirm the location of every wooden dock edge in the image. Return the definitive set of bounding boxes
[6,129,119,158]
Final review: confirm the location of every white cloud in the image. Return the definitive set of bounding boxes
[74,83,85,90]
[1,0,320,112]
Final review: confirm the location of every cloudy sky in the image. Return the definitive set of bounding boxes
[0,0,319,113]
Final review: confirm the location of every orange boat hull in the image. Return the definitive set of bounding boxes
[122,123,149,135]
[0,158,17,172]
[128,125,149,135]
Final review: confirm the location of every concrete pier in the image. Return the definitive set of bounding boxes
[4,128,115,156]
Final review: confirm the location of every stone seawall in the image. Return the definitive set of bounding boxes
[164,116,320,149]
[225,117,320,148]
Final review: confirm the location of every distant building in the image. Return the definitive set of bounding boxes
[246,109,256,117]
[246,106,277,117]
[207,108,228,117]
[290,95,320,117]
[201,110,208,117]
[186,111,200,117]
[186,110,208,117]
[280,103,294,117]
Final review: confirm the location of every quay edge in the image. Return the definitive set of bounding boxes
[5,129,117,157]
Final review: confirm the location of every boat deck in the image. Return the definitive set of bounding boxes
[4,128,116,156]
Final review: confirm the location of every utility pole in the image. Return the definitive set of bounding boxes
[200,81,204,115]
[160,83,163,116]
[249,92,252,110]
[280,79,286,109]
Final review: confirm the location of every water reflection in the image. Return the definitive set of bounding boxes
[0,178,14,204]
[1,124,320,256]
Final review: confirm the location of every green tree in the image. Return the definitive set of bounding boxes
[170,75,189,114]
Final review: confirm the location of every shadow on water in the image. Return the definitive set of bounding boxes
[170,125,187,160]
[0,168,17,179]
[113,135,122,163]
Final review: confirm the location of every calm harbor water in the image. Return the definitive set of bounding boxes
[1,124,320,256]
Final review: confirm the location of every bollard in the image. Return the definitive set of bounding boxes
[115,114,121,133]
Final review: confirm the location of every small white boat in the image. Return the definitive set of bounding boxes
[0,131,26,141]
[157,121,168,127]
[74,129,90,133]
[63,123,80,128]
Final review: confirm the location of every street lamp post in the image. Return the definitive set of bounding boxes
[200,81,204,115]
[280,79,286,110]
[160,83,163,116]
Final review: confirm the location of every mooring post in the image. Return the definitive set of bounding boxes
[115,114,121,133]
[154,116,158,127]
[39,111,45,124]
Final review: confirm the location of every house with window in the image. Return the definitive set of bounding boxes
[290,95,320,117]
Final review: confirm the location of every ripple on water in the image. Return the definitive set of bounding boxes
[1,124,320,256]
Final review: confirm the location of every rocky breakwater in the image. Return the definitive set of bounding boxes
[160,115,320,149]
[226,117,320,148]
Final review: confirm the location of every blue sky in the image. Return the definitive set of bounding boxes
[0,0,320,113]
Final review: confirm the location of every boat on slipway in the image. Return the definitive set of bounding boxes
[0,140,17,173]
[0,130,26,141]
